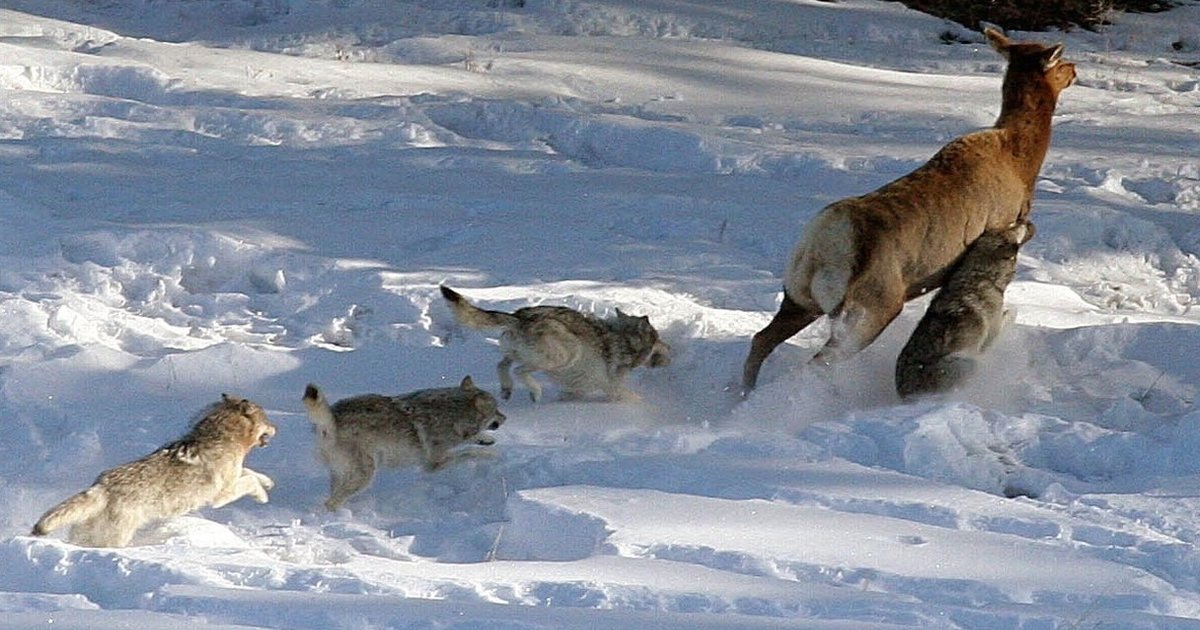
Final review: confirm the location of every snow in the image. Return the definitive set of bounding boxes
[1,0,1199,627]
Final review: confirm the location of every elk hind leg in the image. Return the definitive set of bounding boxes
[742,293,821,392]
[810,285,903,366]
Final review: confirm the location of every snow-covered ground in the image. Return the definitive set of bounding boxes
[1,0,1199,627]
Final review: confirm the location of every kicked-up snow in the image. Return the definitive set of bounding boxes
[1,0,1200,628]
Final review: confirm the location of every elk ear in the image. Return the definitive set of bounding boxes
[983,25,1010,57]
[1040,44,1065,70]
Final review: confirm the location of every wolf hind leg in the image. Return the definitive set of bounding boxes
[71,509,139,548]
[497,355,515,400]
[325,454,376,511]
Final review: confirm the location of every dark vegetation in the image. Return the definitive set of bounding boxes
[899,0,1179,31]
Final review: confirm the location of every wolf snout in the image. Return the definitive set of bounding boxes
[258,425,277,447]
[488,411,506,431]
[648,341,671,368]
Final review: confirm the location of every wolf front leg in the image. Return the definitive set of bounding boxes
[514,364,543,402]
[211,473,272,508]
[242,467,275,492]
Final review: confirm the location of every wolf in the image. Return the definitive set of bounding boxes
[302,376,506,511]
[741,27,1074,392]
[31,394,277,548]
[895,220,1035,399]
[439,285,671,402]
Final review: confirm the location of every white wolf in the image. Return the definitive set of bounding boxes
[31,394,277,548]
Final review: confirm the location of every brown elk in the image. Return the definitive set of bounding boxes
[742,27,1075,392]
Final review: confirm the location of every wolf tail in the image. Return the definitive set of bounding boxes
[439,285,519,330]
[302,384,337,438]
[32,487,107,536]
[897,354,978,400]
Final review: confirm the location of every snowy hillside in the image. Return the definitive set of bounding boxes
[1,0,1200,627]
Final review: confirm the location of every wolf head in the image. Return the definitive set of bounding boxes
[972,219,1035,257]
[181,394,276,456]
[613,310,671,368]
[456,375,506,436]
[219,393,278,449]
[1005,219,1036,246]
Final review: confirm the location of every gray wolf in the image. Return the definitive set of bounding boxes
[440,285,670,402]
[31,394,277,548]
[302,376,506,511]
[742,26,1074,391]
[895,220,1035,399]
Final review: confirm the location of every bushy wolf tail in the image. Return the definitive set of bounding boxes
[32,487,107,537]
[439,286,519,330]
[897,354,978,400]
[302,384,337,438]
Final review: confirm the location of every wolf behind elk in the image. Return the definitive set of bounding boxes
[742,27,1075,392]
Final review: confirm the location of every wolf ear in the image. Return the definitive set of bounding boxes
[983,25,1010,58]
[1040,44,1065,70]
[460,375,476,391]
[1019,221,1037,245]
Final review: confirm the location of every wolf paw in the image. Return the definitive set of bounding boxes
[609,388,642,403]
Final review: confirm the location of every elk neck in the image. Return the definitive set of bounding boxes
[992,72,1060,188]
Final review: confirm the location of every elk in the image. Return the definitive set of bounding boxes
[742,27,1076,392]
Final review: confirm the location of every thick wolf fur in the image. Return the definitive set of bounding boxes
[895,220,1035,399]
[742,27,1075,392]
[302,376,506,511]
[440,285,671,402]
[31,395,277,548]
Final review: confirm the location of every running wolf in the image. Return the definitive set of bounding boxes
[895,220,1035,399]
[31,394,277,548]
[439,285,671,402]
[302,376,506,511]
